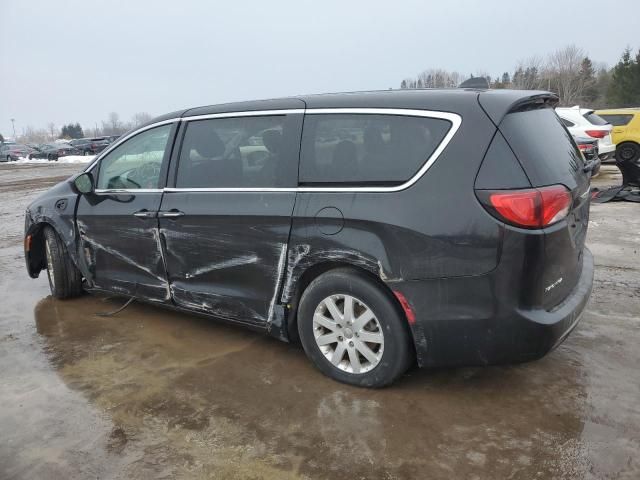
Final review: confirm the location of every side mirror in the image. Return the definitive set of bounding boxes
[72,172,95,194]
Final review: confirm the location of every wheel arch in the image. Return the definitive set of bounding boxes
[284,260,416,357]
[25,220,54,278]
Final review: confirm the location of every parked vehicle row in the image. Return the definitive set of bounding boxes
[0,135,122,161]
[24,89,594,387]
[69,137,112,156]
[0,143,33,161]
[556,106,615,161]
[28,144,82,161]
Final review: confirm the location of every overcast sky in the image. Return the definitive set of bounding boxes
[1,0,639,137]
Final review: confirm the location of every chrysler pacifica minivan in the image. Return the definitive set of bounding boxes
[24,89,594,387]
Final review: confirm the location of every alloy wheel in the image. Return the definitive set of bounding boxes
[312,294,384,374]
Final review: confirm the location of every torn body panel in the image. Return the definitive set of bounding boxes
[25,180,82,278]
[75,192,169,302]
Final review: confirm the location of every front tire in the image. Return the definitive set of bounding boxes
[43,226,83,299]
[298,268,413,387]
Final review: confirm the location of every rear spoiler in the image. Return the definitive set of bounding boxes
[478,90,559,126]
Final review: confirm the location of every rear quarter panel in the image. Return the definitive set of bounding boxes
[282,101,499,303]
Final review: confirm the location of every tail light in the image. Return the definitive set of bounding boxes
[577,144,594,152]
[584,130,607,139]
[477,185,572,229]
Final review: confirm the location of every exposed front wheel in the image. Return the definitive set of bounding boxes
[298,268,413,387]
[43,226,83,299]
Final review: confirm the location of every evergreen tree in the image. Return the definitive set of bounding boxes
[59,123,85,139]
[580,57,598,104]
[0,132,4,143]
[501,72,510,85]
[607,48,640,107]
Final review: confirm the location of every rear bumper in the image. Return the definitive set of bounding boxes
[393,248,594,368]
[598,142,615,155]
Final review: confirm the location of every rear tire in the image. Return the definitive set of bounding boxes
[43,226,83,299]
[616,142,640,163]
[298,268,413,387]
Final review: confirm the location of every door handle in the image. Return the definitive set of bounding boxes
[158,210,185,218]
[133,209,157,219]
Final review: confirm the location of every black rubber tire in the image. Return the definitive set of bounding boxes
[43,226,83,299]
[297,268,413,387]
[616,142,640,162]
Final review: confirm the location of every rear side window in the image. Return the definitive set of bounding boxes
[560,118,575,127]
[176,115,300,188]
[499,108,585,189]
[583,112,609,126]
[299,114,451,185]
[598,114,634,126]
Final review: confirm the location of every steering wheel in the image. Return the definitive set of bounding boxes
[131,162,161,188]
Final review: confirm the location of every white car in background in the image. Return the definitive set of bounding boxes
[556,107,615,160]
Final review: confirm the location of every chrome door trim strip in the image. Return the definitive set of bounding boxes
[94,189,164,194]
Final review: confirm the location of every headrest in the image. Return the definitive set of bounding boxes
[262,129,282,154]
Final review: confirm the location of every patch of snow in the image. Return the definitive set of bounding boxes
[13,155,94,164]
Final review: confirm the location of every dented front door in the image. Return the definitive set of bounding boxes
[75,124,176,301]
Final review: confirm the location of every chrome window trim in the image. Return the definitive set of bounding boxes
[86,107,462,194]
[85,118,179,173]
[181,109,305,122]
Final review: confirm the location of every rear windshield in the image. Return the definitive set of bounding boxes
[598,114,634,126]
[299,114,451,185]
[499,108,585,189]
[583,112,609,126]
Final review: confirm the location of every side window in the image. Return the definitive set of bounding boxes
[299,114,451,184]
[176,115,300,188]
[560,117,575,127]
[599,114,633,127]
[96,125,172,190]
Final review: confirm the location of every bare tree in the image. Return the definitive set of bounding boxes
[102,112,126,136]
[131,112,153,128]
[546,45,587,106]
[47,122,56,140]
[18,126,48,144]
[416,69,462,88]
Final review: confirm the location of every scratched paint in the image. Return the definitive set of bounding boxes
[185,255,259,279]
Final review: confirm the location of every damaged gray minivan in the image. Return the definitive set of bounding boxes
[24,89,594,387]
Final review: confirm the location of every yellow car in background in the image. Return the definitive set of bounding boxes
[595,108,640,163]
